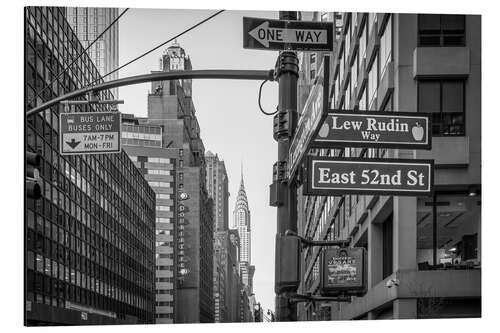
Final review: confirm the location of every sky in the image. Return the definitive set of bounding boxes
[118,8,282,312]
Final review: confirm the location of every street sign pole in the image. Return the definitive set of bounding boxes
[274,10,299,322]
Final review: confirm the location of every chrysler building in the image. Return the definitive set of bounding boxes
[232,166,254,291]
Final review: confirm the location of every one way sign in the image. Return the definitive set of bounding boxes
[243,17,333,51]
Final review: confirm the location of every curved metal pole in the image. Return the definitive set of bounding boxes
[26,69,275,117]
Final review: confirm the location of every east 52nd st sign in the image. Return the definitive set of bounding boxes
[305,156,434,196]
[313,110,431,150]
[59,112,121,155]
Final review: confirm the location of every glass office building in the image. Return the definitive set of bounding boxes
[25,7,156,325]
[65,7,120,97]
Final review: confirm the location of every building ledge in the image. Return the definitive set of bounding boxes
[413,47,471,78]
[416,136,470,167]
[331,269,480,320]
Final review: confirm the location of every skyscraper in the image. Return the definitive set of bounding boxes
[232,167,254,290]
[121,115,180,324]
[205,151,230,322]
[25,7,155,325]
[147,42,214,323]
[205,151,229,232]
[66,7,120,97]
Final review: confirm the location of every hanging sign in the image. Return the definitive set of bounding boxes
[320,247,367,296]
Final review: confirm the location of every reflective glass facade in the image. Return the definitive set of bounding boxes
[25,7,156,325]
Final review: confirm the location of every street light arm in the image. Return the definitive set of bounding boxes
[26,69,275,117]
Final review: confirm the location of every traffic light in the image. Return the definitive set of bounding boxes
[26,151,41,200]
[253,302,261,322]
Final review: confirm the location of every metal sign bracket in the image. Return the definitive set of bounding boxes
[284,230,350,250]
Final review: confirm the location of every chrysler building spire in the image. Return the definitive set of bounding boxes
[233,162,253,289]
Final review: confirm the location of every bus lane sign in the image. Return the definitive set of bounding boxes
[59,112,121,155]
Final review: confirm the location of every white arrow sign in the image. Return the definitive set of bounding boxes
[248,21,328,48]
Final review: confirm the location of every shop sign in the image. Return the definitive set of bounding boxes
[320,247,367,296]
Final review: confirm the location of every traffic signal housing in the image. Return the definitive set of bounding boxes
[26,152,41,200]
[253,303,261,322]
[275,234,300,294]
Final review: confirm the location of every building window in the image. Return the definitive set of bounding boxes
[334,74,340,106]
[345,80,351,108]
[418,79,465,136]
[345,22,351,56]
[351,52,358,92]
[380,15,392,77]
[359,21,367,61]
[368,13,377,37]
[382,214,393,279]
[339,49,344,83]
[310,53,316,64]
[417,195,480,271]
[418,14,465,46]
[367,54,378,109]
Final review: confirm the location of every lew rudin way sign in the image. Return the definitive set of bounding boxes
[306,156,434,196]
[243,17,334,51]
[59,112,121,155]
[313,110,431,149]
[289,56,330,179]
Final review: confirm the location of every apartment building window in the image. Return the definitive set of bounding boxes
[418,79,465,136]
[380,15,392,77]
[367,54,378,109]
[418,14,465,46]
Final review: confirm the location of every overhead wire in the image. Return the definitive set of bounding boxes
[87,9,226,87]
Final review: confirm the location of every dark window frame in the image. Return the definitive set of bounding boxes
[418,78,466,136]
[418,14,466,47]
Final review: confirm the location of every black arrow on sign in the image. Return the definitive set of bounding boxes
[66,138,81,149]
